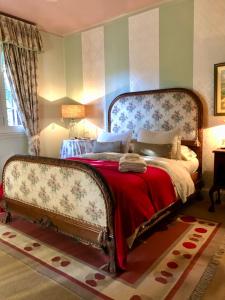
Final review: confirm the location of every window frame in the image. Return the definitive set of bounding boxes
[0,46,24,135]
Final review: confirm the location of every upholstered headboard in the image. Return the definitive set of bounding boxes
[108,88,203,175]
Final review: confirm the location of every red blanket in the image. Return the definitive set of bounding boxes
[68,158,177,270]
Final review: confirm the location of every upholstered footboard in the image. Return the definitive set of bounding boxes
[1,155,116,272]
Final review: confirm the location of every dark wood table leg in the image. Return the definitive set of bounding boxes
[215,188,221,204]
[209,185,216,212]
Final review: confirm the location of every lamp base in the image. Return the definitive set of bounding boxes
[68,121,79,139]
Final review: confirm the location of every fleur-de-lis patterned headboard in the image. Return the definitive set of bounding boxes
[108,88,203,174]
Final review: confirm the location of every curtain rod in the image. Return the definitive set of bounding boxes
[0,11,36,25]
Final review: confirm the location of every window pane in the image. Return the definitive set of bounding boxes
[1,54,22,127]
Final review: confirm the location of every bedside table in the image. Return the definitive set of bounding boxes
[209,149,225,212]
[60,139,95,159]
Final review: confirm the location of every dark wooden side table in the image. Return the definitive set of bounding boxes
[209,149,225,212]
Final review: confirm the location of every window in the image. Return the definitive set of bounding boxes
[0,47,23,133]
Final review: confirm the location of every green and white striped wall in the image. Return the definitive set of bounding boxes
[64,0,194,121]
[64,0,225,118]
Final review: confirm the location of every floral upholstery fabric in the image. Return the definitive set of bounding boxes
[0,15,43,52]
[3,160,107,227]
[110,92,199,142]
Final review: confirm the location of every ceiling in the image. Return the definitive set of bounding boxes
[0,0,169,36]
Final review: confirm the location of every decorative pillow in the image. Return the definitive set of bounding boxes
[97,131,132,153]
[93,141,121,153]
[133,142,173,158]
[181,145,197,161]
[137,128,181,159]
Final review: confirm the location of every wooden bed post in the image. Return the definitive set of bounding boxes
[106,235,117,273]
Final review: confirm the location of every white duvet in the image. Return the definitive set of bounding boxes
[79,152,195,203]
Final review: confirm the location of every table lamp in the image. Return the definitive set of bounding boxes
[61,105,85,138]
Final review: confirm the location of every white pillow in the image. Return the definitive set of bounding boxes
[181,145,197,161]
[137,128,181,159]
[97,131,132,153]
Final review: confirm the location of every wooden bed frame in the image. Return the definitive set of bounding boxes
[1,88,203,273]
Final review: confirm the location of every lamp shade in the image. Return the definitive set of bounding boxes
[61,105,85,119]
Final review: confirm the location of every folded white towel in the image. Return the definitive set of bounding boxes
[119,153,147,165]
[119,161,147,167]
[119,153,147,172]
[119,165,147,173]
[122,153,141,160]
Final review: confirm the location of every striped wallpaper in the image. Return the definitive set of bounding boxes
[65,0,194,123]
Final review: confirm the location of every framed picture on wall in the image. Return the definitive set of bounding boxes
[214,62,225,115]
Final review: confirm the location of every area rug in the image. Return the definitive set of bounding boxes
[190,231,225,300]
[0,215,220,300]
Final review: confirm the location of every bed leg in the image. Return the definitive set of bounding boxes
[0,211,12,224]
[106,236,117,273]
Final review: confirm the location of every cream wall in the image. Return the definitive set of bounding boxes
[38,31,68,158]
[0,133,27,178]
[193,0,225,188]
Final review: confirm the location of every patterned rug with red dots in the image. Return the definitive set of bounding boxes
[0,215,220,300]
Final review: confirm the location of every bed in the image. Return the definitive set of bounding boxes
[1,88,203,273]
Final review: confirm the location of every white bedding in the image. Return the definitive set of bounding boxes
[79,152,197,203]
[178,157,199,174]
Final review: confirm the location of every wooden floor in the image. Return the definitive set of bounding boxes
[181,193,225,225]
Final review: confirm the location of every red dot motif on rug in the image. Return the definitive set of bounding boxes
[8,234,16,238]
[167,261,178,269]
[183,254,192,259]
[180,216,197,223]
[2,231,11,236]
[24,246,33,251]
[172,250,180,255]
[50,256,71,267]
[95,273,105,280]
[155,277,168,284]
[61,261,70,267]
[195,228,207,233]
[24,242,41,252]
[189,237,199,242]
[52,256,61,262]
[183,242,197,249]
[85,272,106,288]
[193,234,202,238]
[161,270,173,277]
[2,231,17,239]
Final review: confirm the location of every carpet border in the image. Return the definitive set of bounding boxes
[164,222,221,300]
[189,230,225,299]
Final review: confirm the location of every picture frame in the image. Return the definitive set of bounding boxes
[214,62,225,115]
